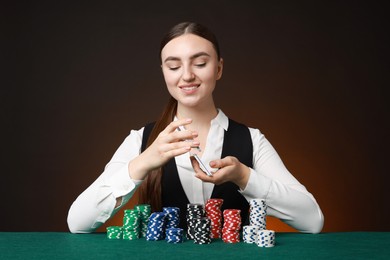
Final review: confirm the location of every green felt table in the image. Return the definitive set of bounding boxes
[1,232,389,260]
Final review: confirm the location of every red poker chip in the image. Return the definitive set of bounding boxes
[222,234,240,243]
[210,231,221,238]
[223,209,241,215]
[206,199,223,204]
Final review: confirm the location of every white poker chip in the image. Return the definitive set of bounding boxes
[256,230,275,248]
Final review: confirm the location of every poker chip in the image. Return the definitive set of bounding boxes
[222,209,241,243]
[256,230,275,248]
[165,227,184,244]
[122,209,141,240]
[163,207,180,229]
[146,212,167,241]
[249,199,267,231]
[205,199,223,238]
[123,209,140,228]
[186,204,205,240]
[242,225,259,244]
[246,199,277,248]
[106,204,151,241]
[106,226,123,239]
[123,228,139,240]
[135,204,152,238]
[193,217,212,244]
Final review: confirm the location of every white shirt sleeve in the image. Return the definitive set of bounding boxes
[240,128,324,233]
[67,129,144,233]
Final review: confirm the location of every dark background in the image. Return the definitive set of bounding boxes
[2,1,389,232]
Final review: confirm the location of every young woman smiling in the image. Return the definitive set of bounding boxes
[67,22,324,234]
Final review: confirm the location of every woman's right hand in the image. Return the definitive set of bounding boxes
[128,118,199,180]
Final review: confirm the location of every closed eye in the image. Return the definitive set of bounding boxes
[195,63,206,68]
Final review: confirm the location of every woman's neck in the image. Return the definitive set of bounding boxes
[176,103,218,129]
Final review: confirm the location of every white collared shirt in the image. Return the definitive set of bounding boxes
[174,110,228,204]
[67,109,324,234]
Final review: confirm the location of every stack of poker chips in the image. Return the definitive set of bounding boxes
[123,209,140,240]
[222,209,241,243]
[146,212,167,241]
[165,227,184,244]
[243,199,276,247]
[106,204,152,240]
[256,230,275,247]
[249,199,267,230]
[242,225,259,244]
[205,199,224,238]
[186,204,205,240]
[193,217,212,244]
[106,226,123,239]
[163,207,180,229]
[134,204,152,238]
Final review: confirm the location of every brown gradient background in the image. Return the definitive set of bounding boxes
[2,1,388,232]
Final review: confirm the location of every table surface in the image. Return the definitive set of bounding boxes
[1,232,389,260]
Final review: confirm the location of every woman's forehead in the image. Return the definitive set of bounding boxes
[161,34,217,60]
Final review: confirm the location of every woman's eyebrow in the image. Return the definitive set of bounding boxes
[164,52,210,63]
[190,52,210,59]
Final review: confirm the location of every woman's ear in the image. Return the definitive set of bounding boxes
[217,58,224,80]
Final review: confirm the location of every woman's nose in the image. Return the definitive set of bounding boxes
[182,66,195,82]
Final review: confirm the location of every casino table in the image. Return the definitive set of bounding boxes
[1,232,389,260]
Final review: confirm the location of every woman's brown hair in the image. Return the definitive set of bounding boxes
[138,22,221,212]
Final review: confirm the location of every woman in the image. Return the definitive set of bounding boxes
[67,22,324,234]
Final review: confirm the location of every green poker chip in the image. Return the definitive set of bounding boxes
[106,204,152,240]
[106,226,123,239]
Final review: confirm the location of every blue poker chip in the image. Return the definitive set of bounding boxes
[146,212,169,241]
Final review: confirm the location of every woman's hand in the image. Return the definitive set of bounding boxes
[190,156,250,190]
[129,118,199,180]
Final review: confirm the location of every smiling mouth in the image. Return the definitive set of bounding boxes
[179,84,199,91]
[180,85,199,90]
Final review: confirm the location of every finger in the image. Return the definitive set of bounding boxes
[162,145,192,158]
[160,121,198,144]
[190,156,212,177]
[209,156,236,169]
[160,141,200,154]
[164,118,193,133]
[167,130,198,143]
[190,156,214,183]
[190,155,201,172]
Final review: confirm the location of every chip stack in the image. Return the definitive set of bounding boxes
[163,207,180,229]
[222,209,241,243]
[249,199,267,230]
[123,209,140,240]
[245,199,277,247]
[146,212,167,241]
[135,204,151,238]
[165,227,184,244]
[256,230,275,247]
[186,204,205,240]
[193,217,212,244]
[106,226,123,239]
[205,199,223,238]
[242,225,259,244]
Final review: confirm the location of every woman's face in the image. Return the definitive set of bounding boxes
[161,34,223,108]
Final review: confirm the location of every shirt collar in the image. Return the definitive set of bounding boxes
[212,109,229,131]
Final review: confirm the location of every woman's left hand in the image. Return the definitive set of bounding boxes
[190,156,250,190]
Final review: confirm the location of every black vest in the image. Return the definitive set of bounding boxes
[141,119,253,229]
